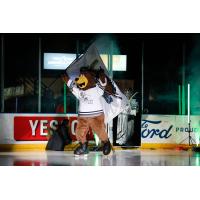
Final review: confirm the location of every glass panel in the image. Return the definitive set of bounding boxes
[1,33,196,117]
[41,35,77,114]
[143,37,182,114]
[3,34,38,113]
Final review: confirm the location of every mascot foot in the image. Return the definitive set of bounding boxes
[74,142,89,156]
[102,140,112,155]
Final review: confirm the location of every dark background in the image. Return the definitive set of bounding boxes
[0,33,199,115]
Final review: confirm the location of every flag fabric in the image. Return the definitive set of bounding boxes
[65,44,129,124]
[66,44,109,80]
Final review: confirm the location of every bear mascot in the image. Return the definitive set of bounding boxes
[62,66,117,156]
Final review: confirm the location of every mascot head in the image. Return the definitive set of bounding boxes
[75,67,96,90]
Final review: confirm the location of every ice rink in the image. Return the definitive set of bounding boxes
[0,149,200,166]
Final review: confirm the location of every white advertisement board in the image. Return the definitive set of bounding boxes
[141,115,200,145]
[0,113,78,144]
[1,114,200,145]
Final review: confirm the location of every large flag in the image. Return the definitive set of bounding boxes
[66,44,129,123]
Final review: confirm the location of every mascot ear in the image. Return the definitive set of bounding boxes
[99,67,104,73]
[99,77,107,87]
[97,67,116,95]
[96,67,104,78]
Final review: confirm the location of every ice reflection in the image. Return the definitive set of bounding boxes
[0,150,200,166]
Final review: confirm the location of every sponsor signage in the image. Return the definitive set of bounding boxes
[141,115,200,144]
[141,115,175,143]
[1,114,200,145]
[13,115,94,141]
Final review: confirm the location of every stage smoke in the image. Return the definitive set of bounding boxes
[93,34,121,55]
[187,38,200,115]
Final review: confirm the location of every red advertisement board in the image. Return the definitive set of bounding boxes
[14,116,94,141]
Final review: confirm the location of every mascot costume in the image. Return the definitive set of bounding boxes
[62,44,129,156]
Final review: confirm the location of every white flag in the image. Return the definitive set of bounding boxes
[66,44,129,123]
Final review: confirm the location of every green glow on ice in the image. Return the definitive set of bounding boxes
[95,154,99,166]
[195,156,200,166]
[94,133,100,146]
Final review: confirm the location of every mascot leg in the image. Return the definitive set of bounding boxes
[89,114,112,155]
[74,117,89,156]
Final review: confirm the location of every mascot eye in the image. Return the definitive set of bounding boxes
[75,78,79,82]
[79,82,85,87]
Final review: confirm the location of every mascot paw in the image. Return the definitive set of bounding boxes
[102,140,112,156]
